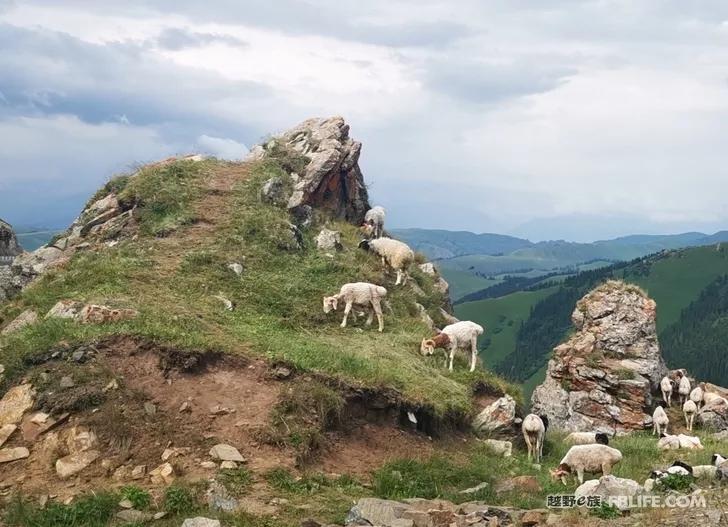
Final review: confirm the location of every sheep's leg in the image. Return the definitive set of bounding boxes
[469,336,477,372]
[689,414,694,431]
[577,469,585,484]
[524,433,533,462]
[448,344,456,371]
[340,301,352,328]
[372,300,384,332]
[538,435,544,463]
[653,422,657,436]
[395,269,402,286]
[365,311,374,326]
[602,462,611,476]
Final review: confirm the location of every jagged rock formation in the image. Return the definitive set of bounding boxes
[531,280,667,434]
[0,219,21,262]
[248,116,370,224]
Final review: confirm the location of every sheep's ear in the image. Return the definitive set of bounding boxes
[358,239,370,250]
[434,327,442,335]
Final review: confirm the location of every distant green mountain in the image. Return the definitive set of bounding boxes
[390,229,532,259]
[453,244,728,402]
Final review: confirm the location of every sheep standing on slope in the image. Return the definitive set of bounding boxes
[322,282,387,332]
[550,444,623,485]
[564,432,610,446]
[358,238,414,286]
[677,372,691,405]
[361,206,386,239]
[522,414,548,463]
[683,399,697,431]
[690,384,704,411]
[420,320,484,372]
[660,376,674,407]
[652,403,669,436]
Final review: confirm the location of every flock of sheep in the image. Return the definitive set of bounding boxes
[322,206,485,372]
[320,205,728,489]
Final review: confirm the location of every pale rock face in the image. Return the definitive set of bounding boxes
[471,395,517,437]
[0,446,30,463]
[697,397,728,431]
[209,444,245,462]
[531,281,667,433]
[0,384,36,427]
[55,450,100,478]
[315,228,342,251]
[574,475,645,511]
[1,309,38,335]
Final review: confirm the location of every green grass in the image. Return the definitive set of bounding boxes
[438,268,500,302]
[0,157,520,421]
[4,492,119,527]
[120,485,151,510]
[218,468,254,496]
[455,286,559,368]
[162,485,198,515]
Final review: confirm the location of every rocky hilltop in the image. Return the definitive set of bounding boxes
[531,280,667,433]
[0,219,21,261]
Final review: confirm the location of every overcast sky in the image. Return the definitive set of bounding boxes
[1,1,728,241]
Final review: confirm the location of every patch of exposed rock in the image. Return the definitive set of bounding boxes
[249,116,370,224]
[531,281,667,434]
[0,219,21,261]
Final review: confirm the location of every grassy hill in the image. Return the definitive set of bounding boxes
[455,244,728,402]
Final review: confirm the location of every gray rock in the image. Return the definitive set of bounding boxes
[414,303,435,330]
[1,310,38,335]
[345,498,410,526]
[55,450,100,478]
[0,383,35,427]
[260,177,288,206]
[181,518,221,527]
[209,443,245,462]
[144,402,156,416]
[472,395,516,437]
[697,397,728,431]
[206,480,238,512]
[59,376,75,389]
[116,509,150,523]
[315,229,342,251]
[575,475,645,511]
[482,439,512,457]
[228,262,244,276]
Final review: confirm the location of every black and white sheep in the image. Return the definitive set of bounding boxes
[712,454,728,479]
[522,414,548,463]
[322,282,387,332]
[358,237,414,286]
[550,444,623,485]
[420,320,484,372]
[360,206,386,239]
[564,432,610,446]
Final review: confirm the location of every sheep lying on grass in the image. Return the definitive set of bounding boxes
[361,206,386,239]
[522,414,548,463]
[564,431,609,446]
[322,282,387,332]
[358,237,414,286]
[420,320,484,372]
[657,433,704,450]
[550,444,623,485]
[660,376,674,407]
[652,403,669,435]
[683,399,697,431]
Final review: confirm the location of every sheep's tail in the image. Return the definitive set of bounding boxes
[376,286,388,297]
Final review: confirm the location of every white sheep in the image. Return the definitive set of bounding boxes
[358,237,414,286]
[682,399,697,431]
[692,464,718,479]
[522,414,547,463]
[712,454,728,480]
[677,433,704,450]
[652,404,669,436]
[322,282,387,332]
[660,376,674,407]
[702,391,727,406]
[564,432,610,446]
[550,444,623,485]
[690,385,704,411]
[361,206,386,239]
[420,320,484,372]
[657,433,703,450]
[677,372,691,405]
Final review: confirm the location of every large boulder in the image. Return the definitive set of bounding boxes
[471,395,517,437]
[574,475,645,511]
[698,397,728,431]
[254,117,370,224]
[0,219,21,261]
[531,281,667,433]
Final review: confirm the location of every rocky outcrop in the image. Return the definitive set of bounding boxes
[471,395,517,437]
[531,281,667,434]
[250,117,370,224]
[698,397,728,431]
[574,475,646,511]
[0,219,21,261]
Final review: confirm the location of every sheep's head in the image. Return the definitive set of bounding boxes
[420,338,436,356]
[322,296,338,313]
[357,239,371,251]
[550,463,571,485]
[360,223,375,238]
[595,432,609,445]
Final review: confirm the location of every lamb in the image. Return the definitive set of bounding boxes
[322,282,387,332]
[690,384,704,411]
[660,376,674,407]
[361,206,386,239]
[652,403,669,436]
[682,399,697,431]
[677,372,691,405]
[564,432,610,446]
[522,414,548,463]
[550,444,623,485]
[358,238,414,286]
[420,320,484,372]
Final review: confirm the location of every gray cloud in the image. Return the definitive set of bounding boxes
[155,27,248,50]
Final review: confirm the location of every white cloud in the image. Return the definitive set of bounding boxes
[196,134,248,160]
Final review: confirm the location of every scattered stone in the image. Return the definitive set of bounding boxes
[118,498,134,509]
[131,465,147,480]
[153,511,168,520]
[0,383,35,426]
[228,262,244,276]
[116,509,150,523]
[315,229,342,251]
[0,424,17,447]
[59,376,75,389]
[113,465,131,481]
[209,404,234,415]
[414,303,435,330]
[179,401,192,413]
[77,304,138,324]
[45,300,85,320]
[0,446,30,463]
[55,450,100,478]
[149,462,175,485]
[459,482,489,495]
[30,412,50,424]
[472,395,516,437]
[1,309,38,335]
[575,475,645,511]
[206,480,238,512]
[482,439,513,457]
[63,425,98,453]
[209,443,245,462]
[103,379,119,392]
[181,518,221,527]
[71,349,88,362]
[345,498,411,526]
[144,402,156,416]
[260,176,288,206]
[272,366,293,380]
[200,461,217,469]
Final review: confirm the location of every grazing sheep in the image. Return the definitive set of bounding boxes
[361,206,386,239]
[322,282,387,332]
[712,454,728,479]
[683,399,697,431]
[420,320,484,372]
[690,385,704,411]
[550,444,623,485]
[358,238,414,286]
[677,372,691,405]
[652,404,669,436]
[645,461,694,491]
[522,414,548,463]
[660,376,674,407]
[564,432,610,446]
